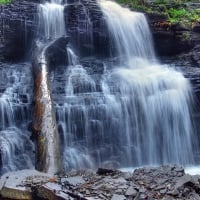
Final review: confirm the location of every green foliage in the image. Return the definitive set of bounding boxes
[115,0,200,24]
[167,8,200,23]
[167,8,187,23]
[155,0,168,4]
[116,0,153,12]
[0,0,11,4]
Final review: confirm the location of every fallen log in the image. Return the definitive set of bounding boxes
[32,37,68,174]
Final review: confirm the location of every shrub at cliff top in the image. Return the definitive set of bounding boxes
[0,0,11,4]
[116,0,200,24]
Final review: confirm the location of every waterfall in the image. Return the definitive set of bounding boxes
[0,63,34,174]
[97,0,195,166]
[99,0,155,63]
[54,0,196,170]
[0,0,197,173]
[38,0,65,40]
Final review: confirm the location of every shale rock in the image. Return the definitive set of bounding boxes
[178,45,200,68]
[0,169,52,200]
[64,0,110,57]
[0,0,38,61]
[1,165,200,200]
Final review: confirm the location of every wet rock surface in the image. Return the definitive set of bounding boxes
[1,166,200,200]
[64,0,110,57]
[178,45,200,68]
[1,0,200,60]
[0,0,38,61]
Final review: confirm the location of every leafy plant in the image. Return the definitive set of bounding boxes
[167,7,200,23]
[115,0,200,23]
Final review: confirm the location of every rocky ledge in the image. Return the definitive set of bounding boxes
[1,165,200,200]
[178,44,200,68]
[146,3,200,57]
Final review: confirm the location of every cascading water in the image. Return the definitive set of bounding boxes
[97,0,195,166]
[0,63,34,174]
[0,0,197,174]
[38,0,65,40]
[52,0,196,170]
[99,1,155,63]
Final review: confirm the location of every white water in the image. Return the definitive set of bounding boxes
[120,166,200,176]
[53,0,196,170]
[99,0,155,63]
[98,0,195,166]
[38,1,65,40]
[185,167,200,175]
[0,63,34,174]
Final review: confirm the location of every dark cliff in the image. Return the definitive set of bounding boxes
[64,0,110,57]
[0,0,38,61]
[0,0,200,62]
[0,0,110,62]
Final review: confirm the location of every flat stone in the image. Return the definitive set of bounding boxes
[65,176,85,186]
[37,182,70,200]
[0,169,51,200]
[125,186,137,196]
[175,174,194,190]
[111,194,126,200]
[159,189,167,195]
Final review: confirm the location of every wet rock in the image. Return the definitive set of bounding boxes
[45,36,69,69]
[64,0,110,58]
[96,168,119,176]
[0,0,38,62]
[178,44,200,68]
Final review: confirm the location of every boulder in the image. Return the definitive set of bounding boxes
[0,169,52,200]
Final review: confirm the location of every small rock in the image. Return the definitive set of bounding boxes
[159,189,167,195]
[139,187,146,193]
[96,168,119,175]
[175,174,194,190]
[125,186,137,197]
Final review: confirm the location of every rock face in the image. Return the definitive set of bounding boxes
[1,166,200,200]
[178,45,200,68]
[0,0,38,62]
[64,0,110,57]
[45,36,69,68]
[146,3,200,57]
[1,0,199,60]
[0,0,109,61]
[148,15,199,57]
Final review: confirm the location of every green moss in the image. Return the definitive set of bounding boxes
[115,0,200,24]
[0,0,11,4]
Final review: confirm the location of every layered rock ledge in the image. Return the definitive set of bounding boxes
[1,166,200,200]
